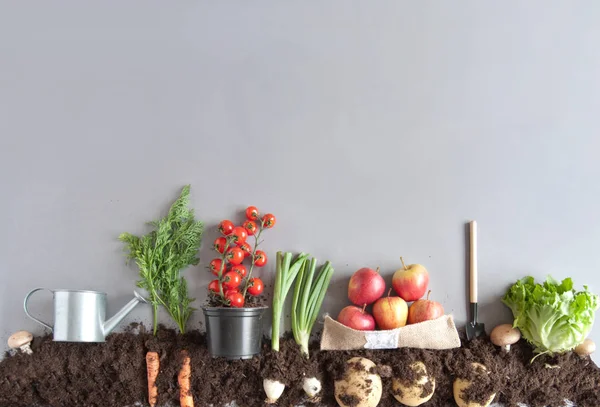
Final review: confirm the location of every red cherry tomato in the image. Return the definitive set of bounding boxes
[223,271,241,289]
[247,278,264,296]
[243,220,257,236]
[208,279,221,293]
[214,237,227,254]
[227,291,245,308]
[254,250,267,267]
[225,288,239,297]
[231,226,248,246]
[226,247,245,265]
[246,206,259,221]
[231,264,247,278]
[262,214,276,228]
[209,258,224,276]
[239,242,252,258]
[218,220,235,236]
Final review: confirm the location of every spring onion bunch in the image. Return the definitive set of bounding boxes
[291,257,334,356]
[292,256,334,401]
[271,251,309,351]
[264,251,309,404]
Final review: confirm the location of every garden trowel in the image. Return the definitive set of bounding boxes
[466,220,485,340]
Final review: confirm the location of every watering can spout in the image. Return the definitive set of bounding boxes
[103,291,148,336]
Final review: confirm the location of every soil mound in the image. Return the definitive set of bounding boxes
[0,325,598,407]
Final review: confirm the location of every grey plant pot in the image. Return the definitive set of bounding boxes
[202,305,268,360]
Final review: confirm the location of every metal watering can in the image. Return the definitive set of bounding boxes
[24,288,148,342]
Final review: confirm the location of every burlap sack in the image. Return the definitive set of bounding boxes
[320,314,461,351]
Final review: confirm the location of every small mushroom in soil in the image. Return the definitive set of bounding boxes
[490,324,521,352]
[8,331,33,355]
[574,338,596,358]
[392,361,435,407]
[334,357,382,407]
[453,362,496,407]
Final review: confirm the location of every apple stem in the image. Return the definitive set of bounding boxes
[427,290,431,300]
[400,257,408,270]
[375,266,380,274]
[361,304,367,314]
[387,288,392,297]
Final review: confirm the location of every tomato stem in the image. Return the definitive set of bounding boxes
[216,238,233,302]
[241,218,265,299]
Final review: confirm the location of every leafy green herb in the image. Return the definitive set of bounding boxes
[502,276,599,357]
[119,185,204,335]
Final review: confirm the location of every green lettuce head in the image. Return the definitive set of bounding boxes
[502,276,599,355]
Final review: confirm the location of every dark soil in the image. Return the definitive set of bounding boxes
[337,393,359,407]
[205,291,268,308]
[0,324,598,407]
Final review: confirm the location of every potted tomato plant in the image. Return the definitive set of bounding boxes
[202,206,274,359]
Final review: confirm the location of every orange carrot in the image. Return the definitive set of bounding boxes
[178,350,194,407]
[146,351,159,407]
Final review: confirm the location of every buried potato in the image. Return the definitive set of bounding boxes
[334,357,382,407]
[453,362,496,407]
[392,361,435,407]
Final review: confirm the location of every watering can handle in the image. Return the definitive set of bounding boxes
[24,288,54,331]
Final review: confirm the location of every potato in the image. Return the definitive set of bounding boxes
[392,361,435,406]
[453,362,496,407]
[334,357,382,407]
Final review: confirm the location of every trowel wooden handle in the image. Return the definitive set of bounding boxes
[469,220,478,303]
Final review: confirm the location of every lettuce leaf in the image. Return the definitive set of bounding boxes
[501,276,599,354]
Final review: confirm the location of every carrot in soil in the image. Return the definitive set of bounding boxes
[146,351,159,407]
[178,350,194,407]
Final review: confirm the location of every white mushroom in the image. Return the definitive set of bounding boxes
[574,338,596,358]
[490,324,521,352]
[8,331,33,354]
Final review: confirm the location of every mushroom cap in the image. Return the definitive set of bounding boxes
[490,324,521,347]
[8,330,33,349]
[574,338,596,356]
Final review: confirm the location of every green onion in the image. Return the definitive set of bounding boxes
[292,257,334,357]
[272,251,309,351]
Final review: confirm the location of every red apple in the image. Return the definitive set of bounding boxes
[348,267,386,306]
[392,257,429,302]
[337,305,376,331]
[372,293,408,330]
[407,290,444,324]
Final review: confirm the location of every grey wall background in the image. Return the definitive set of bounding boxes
[1,1,599,366]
